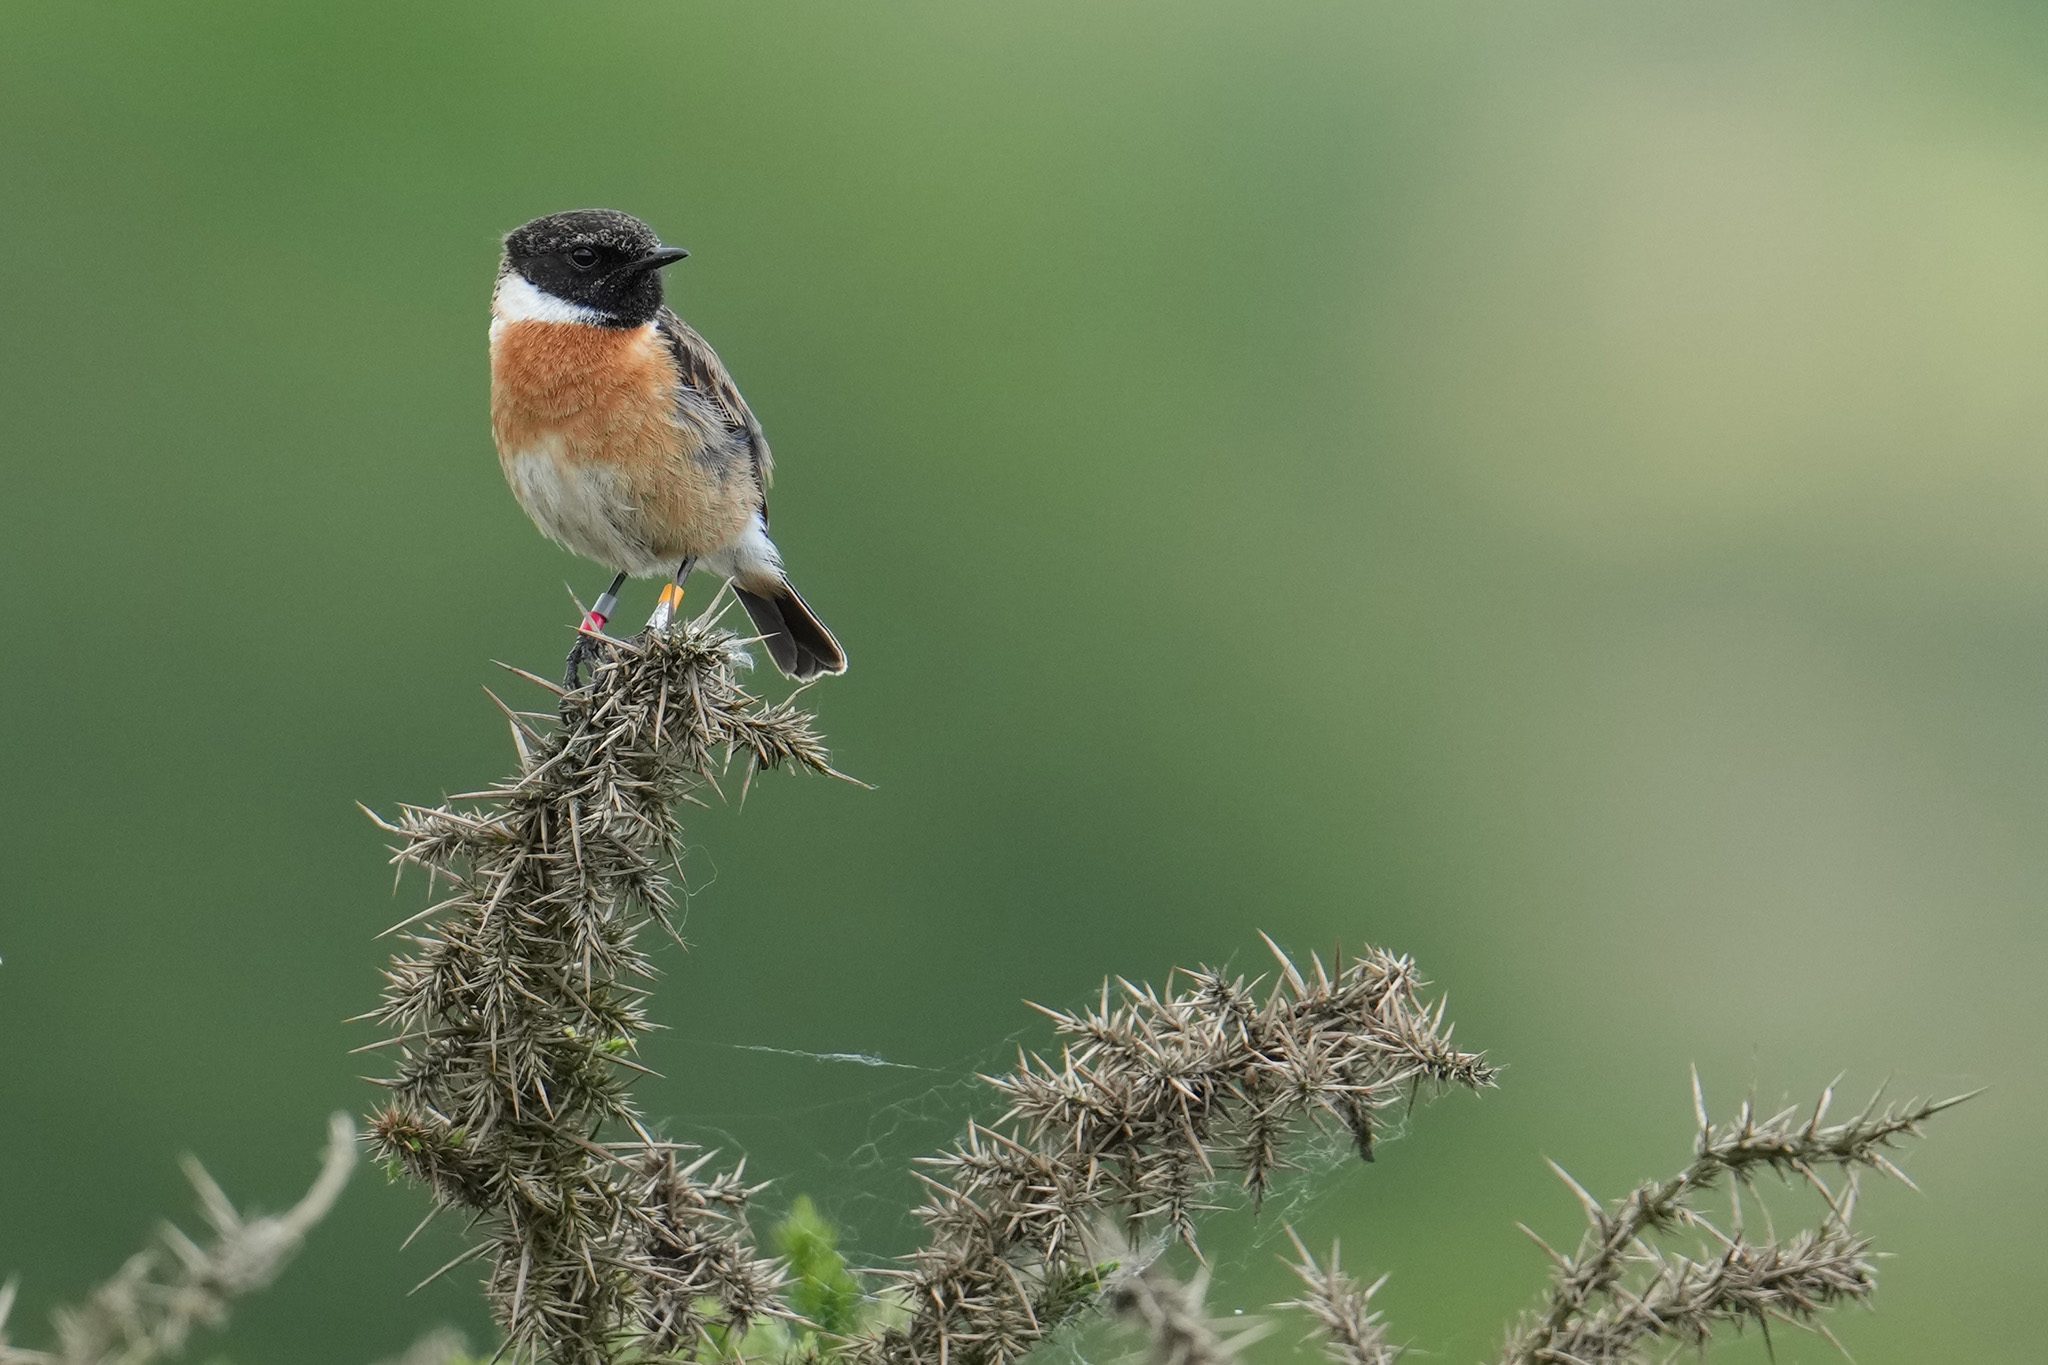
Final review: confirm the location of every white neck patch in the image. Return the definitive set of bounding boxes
[492,270,606,326]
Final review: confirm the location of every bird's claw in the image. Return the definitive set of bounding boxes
[562,631,604,693]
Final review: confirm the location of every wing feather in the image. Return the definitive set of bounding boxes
[655,307,773,522]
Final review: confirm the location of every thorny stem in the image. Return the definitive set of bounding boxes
[0,1115,357,1365]
[1499,1077,1973,1365]
[855,939,1493,1365]
[1279,1233,1399,1365]
[363,623,840,1363]
[346,618,1966,1365]
[1105,1263,1264,1365]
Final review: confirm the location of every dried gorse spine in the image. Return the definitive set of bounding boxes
[363,624,839,1364]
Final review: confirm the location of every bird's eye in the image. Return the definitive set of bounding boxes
[566,246,600,270]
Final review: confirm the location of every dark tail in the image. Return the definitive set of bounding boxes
[733,579,847,680]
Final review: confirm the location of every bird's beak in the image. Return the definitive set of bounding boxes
[632,246,689,272]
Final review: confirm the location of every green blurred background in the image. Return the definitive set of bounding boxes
[1,2,2041,1360]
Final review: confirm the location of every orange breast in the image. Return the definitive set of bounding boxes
[490,320,701,469]
[490,320,753,564]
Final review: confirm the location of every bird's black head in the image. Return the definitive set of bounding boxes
[498,209,688,327]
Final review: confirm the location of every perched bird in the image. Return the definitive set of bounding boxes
[488,208,846,685]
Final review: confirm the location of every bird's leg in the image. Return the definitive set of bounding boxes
[644,557,697,634]
[563,569,628,690]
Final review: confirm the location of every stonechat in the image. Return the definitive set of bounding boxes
[489,208,847,685]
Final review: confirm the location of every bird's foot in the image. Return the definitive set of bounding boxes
[562,629,605,692]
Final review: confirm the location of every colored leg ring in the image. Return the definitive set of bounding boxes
[582,573,628,634]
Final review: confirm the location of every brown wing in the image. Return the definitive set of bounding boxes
[656,306,773,522]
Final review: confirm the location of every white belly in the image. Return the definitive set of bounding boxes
[502,445,670,576]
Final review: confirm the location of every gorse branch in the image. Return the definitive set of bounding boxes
[0,1115,355,1365]
[351,620,1964,1365]
[1537,1222,1878,1360]
[1496,1077,1971,1364]
[363,623,839,1364]
[1105,1262,1264,1365]
[359,622,1503,1365]
[1278,1234,1399,1365]
[854,940,1493,1365]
